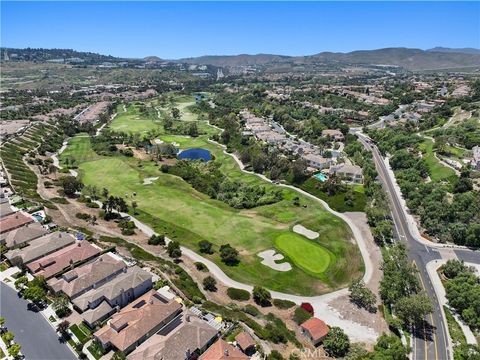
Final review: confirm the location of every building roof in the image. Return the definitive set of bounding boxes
[0,222,48,248]
[322,129,344,138]
[26,241,101,279]
[48,252,126,298]
[302,153,330,164]
[199,339,248,360]
[235,331,255,351]
[4,231,76,264]
[329,164,363,176]
[301,317,329,342]
[73,266,152,311]
[83,300,115,325]
[0,202,15,218]
[129,312,218,360]
[94,290,182,353]
[0,212,33,234]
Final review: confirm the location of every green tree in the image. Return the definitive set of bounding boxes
[131,201,138,214]
[252,286,271,307]
[323,326,350,357]
[203,276,217,292]
[219,244,239,266]
[443,259,469,279]
[366,334,408,360]
[52,296,70,317]
[167,241,182,259]
[0,316,5,328]
[23,286,46,303]
[60,176,84,197]
[112,352,127,360]
[1,331,14,345]
[56,320,70,336]
[348,278,376,311]
[8,343,21,358]
[171,107,180,119]
[198,240,214,254]
[395,293,433,326]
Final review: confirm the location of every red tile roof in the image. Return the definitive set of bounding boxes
[26,241,100,279]
[301,317,329,342]
[0,212,33,234]
[199,339,248,360]
[235,331,255,351]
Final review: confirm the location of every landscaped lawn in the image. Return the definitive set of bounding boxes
[69,323,91,344]
[61,100,364,296]
[419,139,457,183]
[87,341,106,360]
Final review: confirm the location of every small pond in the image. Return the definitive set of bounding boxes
[177,148,212,161]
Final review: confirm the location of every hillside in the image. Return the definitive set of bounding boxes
[179,47,480,70]
[427,47,480,55]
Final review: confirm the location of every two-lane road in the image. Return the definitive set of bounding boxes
[357,134,450,360]
[0,283,77,360]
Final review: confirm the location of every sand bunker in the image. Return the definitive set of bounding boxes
[293,224,319,240]
[257,250,292,272]
[143,177,159,185]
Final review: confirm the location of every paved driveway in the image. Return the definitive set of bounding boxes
[0,283,77,360]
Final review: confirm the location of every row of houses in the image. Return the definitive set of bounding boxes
[0,199,256,359]
[241,110,364,183]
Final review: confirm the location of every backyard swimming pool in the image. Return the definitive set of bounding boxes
[314,173,328,182]
[177,148,212,161]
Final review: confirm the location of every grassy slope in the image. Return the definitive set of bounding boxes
[62,96,364,295]
[419,139,457,183]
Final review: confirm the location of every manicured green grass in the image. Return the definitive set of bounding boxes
[275,233,333,275]
[87,341,106,360]
[62,105,363,295]
[419,139,457,183]
[110,103,162,134]
[69,324,90,344]
[61,136,100,166]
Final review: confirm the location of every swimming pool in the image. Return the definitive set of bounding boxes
[177,148,212,161]
[314,173,328,182]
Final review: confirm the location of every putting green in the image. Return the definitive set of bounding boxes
[275,233,333,275]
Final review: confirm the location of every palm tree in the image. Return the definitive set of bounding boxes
[56,320,70,337]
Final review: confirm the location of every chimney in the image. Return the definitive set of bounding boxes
[59,233,62,238]
[186,315,190,322]
[224,349,229,357]
[185,349,191,358]
[123,267,127,273]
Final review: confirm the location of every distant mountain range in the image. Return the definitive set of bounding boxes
[178,47,480,70]
[3,46,480,71]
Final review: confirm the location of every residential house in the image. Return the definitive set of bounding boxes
[26,241,101,279]
[329,164,363,184]
[321,129,345,141]
[48,252,127,299]
[235,331,256,355]
[73,266,153,328]
[128,311,218,360]
[0,202,15,218]
[0,222,48,249]
[256,131,286,144]
[4,232,76,266]
[199,339,248,360]
[302,154,332,170]
[0,212,33,234]
[300,317,329,346]
[94,290,182,354]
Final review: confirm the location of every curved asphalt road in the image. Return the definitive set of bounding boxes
[356,133,480,360]
[0,283,76,360]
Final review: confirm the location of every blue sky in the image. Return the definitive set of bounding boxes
[1,2,479,59]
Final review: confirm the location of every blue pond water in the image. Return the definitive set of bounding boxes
[177,148,212,161]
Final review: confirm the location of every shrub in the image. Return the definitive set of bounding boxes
[195,262,208,272]
[273,299,296,309]
[253,286,271,307]
[198,240,214,254]
[203,276,217,292]
[300,302,314,315]
[227,287,250,301]
[148,234,165,246]
[293,306,312,325]
[244,304,260,317]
